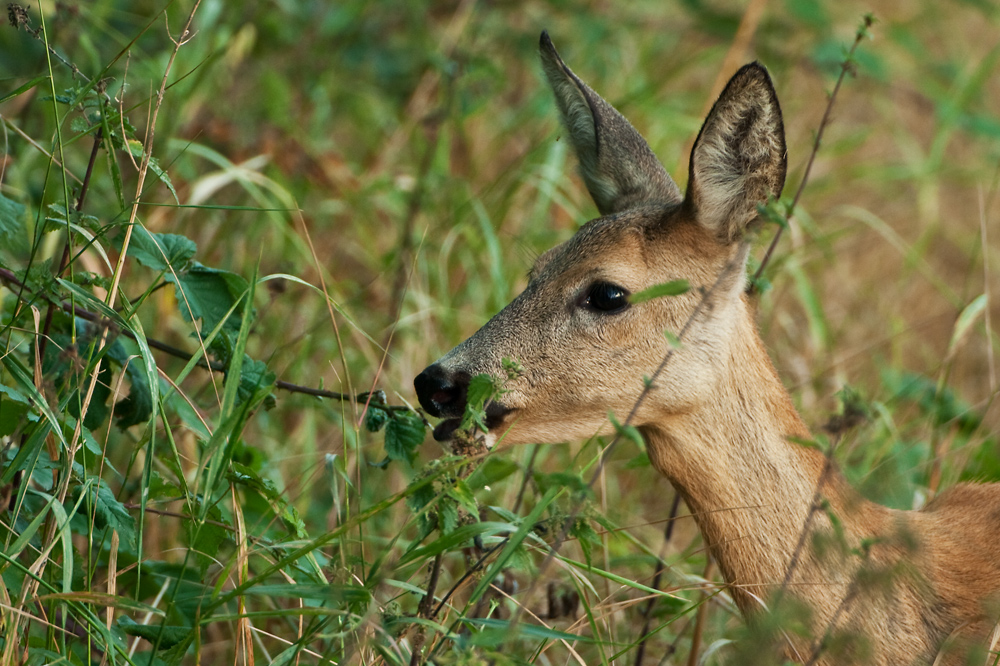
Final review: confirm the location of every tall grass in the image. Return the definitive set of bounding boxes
[1,0,998,663]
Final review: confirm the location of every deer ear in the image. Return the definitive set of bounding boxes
[686,63,787,244]
[539,31,682,216]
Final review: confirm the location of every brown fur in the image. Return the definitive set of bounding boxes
[414,33,1000,665]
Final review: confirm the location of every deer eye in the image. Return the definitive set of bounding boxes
[583,282,630,313]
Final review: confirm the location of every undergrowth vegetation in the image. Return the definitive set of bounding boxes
[1,0,999,664]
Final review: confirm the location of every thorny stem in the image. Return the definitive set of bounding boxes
[752,14,875,288]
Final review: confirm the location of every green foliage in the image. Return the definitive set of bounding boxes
[1,1,998,664]
[382,412,425,463]
[629,279,690,304]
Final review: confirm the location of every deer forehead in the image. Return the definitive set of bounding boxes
[528,207,727,293]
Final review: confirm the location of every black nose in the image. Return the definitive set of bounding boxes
[414,365,468,418]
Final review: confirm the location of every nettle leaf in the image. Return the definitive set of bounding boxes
[169,264,250,335]
[229,462,307,537]
[364,406,390,432]
[44,203,101,234]
[447,479,479,516]
[236,356,276,408]
[42,317,153,430]
[534,471,591,497]
[461,373,499,433]
[572,517,601,568]
[118,616,189,649]
[629,279,690,305]
[40,328,112,430]
[439,497,460,534]
[405,475,438,540]
[0,386,32,437]
[186,502,231,573]
[105,339,154,428]
[466,373,496,410]
[0,191,28,255]
[128,226,197,272]
[384,411,426,464]
[83,480,137,549]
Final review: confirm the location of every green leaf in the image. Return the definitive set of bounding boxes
[185,503,231,574]
[105,338,154,428]
[469,486,559,604]
[118,616,189,649]
[0,191,27,252]
[169,264,249,334]
[86,480,137,549]
[466,373,496,410]
[609,412,644,449]
[229,462,306,537]
[0,385,32,438]
[439,497,460,534]
[465,457,519,490]
[364,406,390,432]
[399,521,518,567]
[384,411,426,463]
[236,356,276,407]
[447,479,479,515]
[629,279,690,304]
[535,471,591,496]
[127,226,197,272]
[462,373,498,432]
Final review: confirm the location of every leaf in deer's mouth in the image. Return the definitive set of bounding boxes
[431,403,513,443]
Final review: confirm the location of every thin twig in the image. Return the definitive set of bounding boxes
[776,447,836,596]
[752,14,875,287]
[686,557,715,666]
[510,445,539,515]
[0,267,417,413]
[409,551,445,666]
[431,539,508,620]
[634,492,682,666]
[36,127,104,367]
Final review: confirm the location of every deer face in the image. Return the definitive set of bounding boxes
[414,32,786,449]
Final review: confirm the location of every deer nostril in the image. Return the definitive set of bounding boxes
[431,390,453,405]
[414,365,470,418]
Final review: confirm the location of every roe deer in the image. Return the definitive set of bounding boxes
[414,32,1000,665]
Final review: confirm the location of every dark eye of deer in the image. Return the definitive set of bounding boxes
[584,282,630,313]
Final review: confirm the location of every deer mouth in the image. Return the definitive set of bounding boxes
[431,402,513,443]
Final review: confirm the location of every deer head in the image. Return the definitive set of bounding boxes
[414,32,786,450]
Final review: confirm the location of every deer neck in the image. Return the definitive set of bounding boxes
[639,307,874,613]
